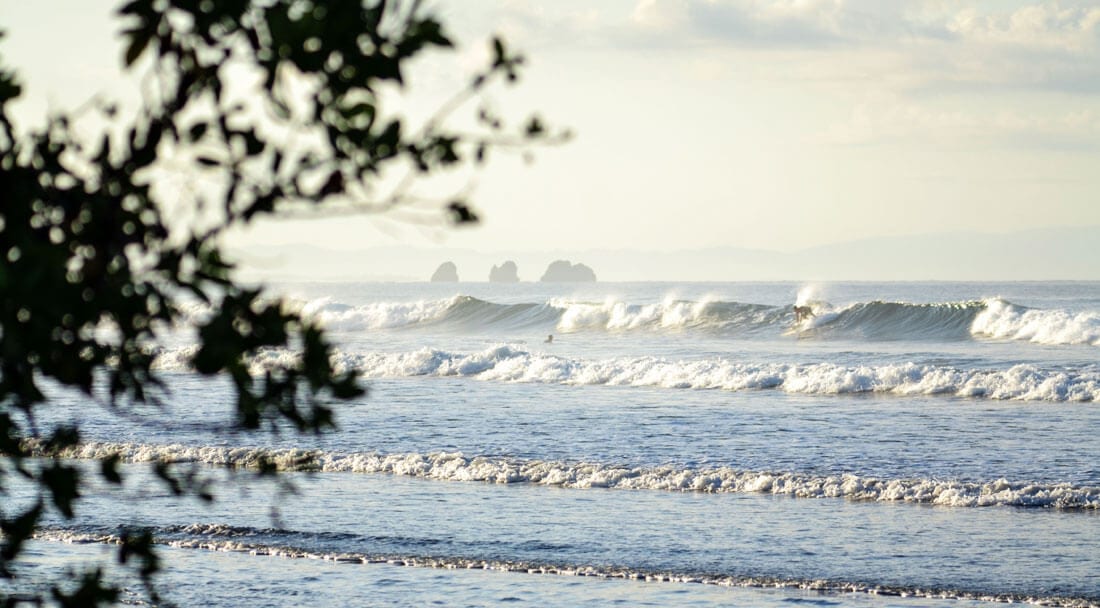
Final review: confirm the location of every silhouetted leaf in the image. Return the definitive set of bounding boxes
[41,462,81,518]
[100,453,123,484]
[525,116,544,136]
[188,122,208,141]
[319,170,344,197]
[447,201,479,224]
[0,0,555,601]
[50,568,119,607]
[1,502,43,562]
[122,27,154,67]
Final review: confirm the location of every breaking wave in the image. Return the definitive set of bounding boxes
[972,299,1100,346]
[30,441,1100,509]
[285,294,1100,346]
[150,343,1100,402]
[298,295,493,330]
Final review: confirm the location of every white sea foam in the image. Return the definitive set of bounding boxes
[149,345,200,370]
[149,344,305,375]
[795,284,828,308]
[175,300,214,325]
[972,299,1100,346]
[30,441,1100,510]
[342,345,1100,402]
[148,344,1100,402]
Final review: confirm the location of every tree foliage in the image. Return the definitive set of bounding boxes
[0,1,558,603]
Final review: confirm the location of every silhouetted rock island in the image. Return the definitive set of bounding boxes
[540,260,596,282]
[489,261,520,283]
[430,261,459,282]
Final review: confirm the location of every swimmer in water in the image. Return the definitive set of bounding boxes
[545,334,554,343]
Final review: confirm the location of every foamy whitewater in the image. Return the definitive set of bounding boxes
[8,281,1100,607]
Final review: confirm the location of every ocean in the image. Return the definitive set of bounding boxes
[8,281,1100,607]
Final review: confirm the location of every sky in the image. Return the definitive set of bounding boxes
[3,0,1099,261]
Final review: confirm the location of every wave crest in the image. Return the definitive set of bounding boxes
[300,295,465,330]
[173,293,1100,346]
[132,290,1100,351]
[148,344,1100,402]
[340,346,1100,402]
[31,441,1100,509]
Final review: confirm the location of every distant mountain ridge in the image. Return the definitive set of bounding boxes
[231,225,1099,281]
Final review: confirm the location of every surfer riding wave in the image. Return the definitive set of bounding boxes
[793,305,815,323]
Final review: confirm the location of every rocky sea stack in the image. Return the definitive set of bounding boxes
[489,261,520,283]
[430,261,459,282]
[539,260,596,282]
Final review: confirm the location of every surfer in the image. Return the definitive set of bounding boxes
[545,334,554,343]
[793,305,815,323]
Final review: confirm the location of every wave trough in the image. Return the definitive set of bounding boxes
[31,525,1100,608]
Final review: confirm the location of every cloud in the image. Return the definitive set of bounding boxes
[917,4,1100,96]
[460,1,612,50]
[626,1,1100,51]
[451,1,1100,148]
[629,0,946,48]
[630,0,858,48]
[620,1,1100,96]
[944,4,1100,52]
[476,1,1100,97]
[821,96,1100,148]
